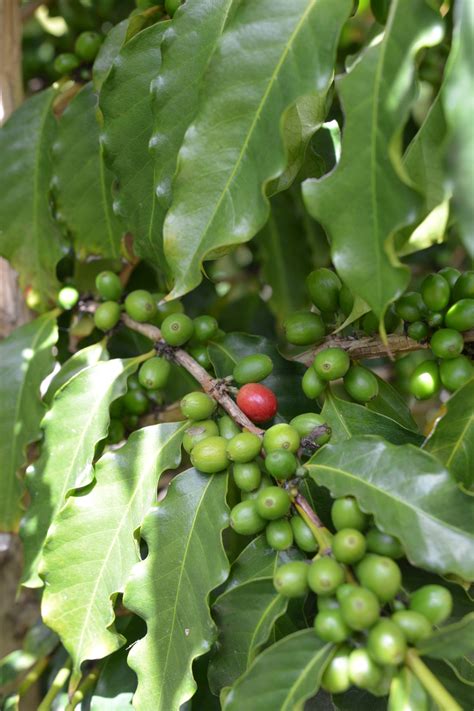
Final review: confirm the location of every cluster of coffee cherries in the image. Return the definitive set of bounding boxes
[53,31,104,78]
[273,497,453,696]
[395,269,474,398]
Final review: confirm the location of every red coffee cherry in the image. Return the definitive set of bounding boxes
[236,383,278,423]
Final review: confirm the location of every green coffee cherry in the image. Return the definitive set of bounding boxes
[392,610,432,644]
[241,475,273,501]
[96,271,122,301]
[125,290,157,323]
[182,420,219,453]
[348,648,383,690]
[395,292,425,323]
[321,648,351,694]
[407,321,429,342]
[273,561,309,598]
[54,52,80,75]
[107,418,125,445]
[438,267,461,290]
[75,31,103,61]
[180,391,216,420]
[127,374,141,390]
[122,388,149,416]
[94,301,121,331]
[218,415,241,440]
[306,268,341,314]
[339,284,354,316]
[110,398,124,418]
[426,310,444,329]
[314,609,350,643]
[289,412,326,440]
[233,354,273,385]
[343,365,379,403]
[409,585,453,624]
[340,587,380,631]
[336,583,357,603]
[190,436,228,474]
[189,345,211,369]
[283,312,325,346]
[331,497,369,532]
[265,519,293,550]
[302,367,326,399]
[332,528,367,564]
[308,557,345,595]
[264,450,297,480]
[138,357,171,390]
[318,596,339,611]
[439,355,474,391]
[367,620,406,665]
[230,500,266,536]
[452,271,474,301]
[263,424,300,453]
[152,293,184,325]
[290,516,318,553]
[193,315,218,342]
[313,348,350,381]
[366,528,403,559]
[444,299,474,331]
[356,554,401,602]
[227,432,262,463]
[430,329,464,360]
[161,313,194,345]
[58,286,79,310]
[233,461,261,492]
[421,274,450,311]
[256,486,291,520]
[409,360,440,400]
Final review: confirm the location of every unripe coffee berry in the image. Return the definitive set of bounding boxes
[453,271,474,301]
[409,585,452,625]
[366,528,403,559]
[123,388,149,415]
[339,587,380,631]
[343,365,379,403]
[321,649,351,694]
[193,315,218,342]
[75,31,103,61]
[230,500,266,536]
[314,609,350,643]
[313,348,350,381]
[138,357,171,390]
[283,312,325,346]
[218,415,241,440]
[302,367,326,399]
[392,610,432,644]
[233,461,261,492]
[265,519,293,551]
[290,412,329,442]
[233,354,273,385]
[367,620,406,665]
[161,313,194,345]
[96,271,122,301]
[431,328,464,360]
[332,528,367,564]
[421,273,450,311]
[227,432,262,462]
[290,516,318,553]
[263,424,300,453]
[125,290,157,323]
[306,268,341,314]
[58,286,79,310]
[94,301,121,331]
[182,420,219,453]
[331,497,369,532]
[445,299,474,331]
[348,648,382,690]
[273,561,309,598]
[307,558,345,595]
[236,383,277,423]
[356,554,401,602]
[256,486,291,520]
[264,450,297,480]
[180,391,216,420]
[190,436,228,474]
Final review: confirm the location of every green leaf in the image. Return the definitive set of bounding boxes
[123,468,230,711]
[99,21,169,268]
[208,332,312,420]
[0,89,66,309]
[93,19,129,91]
[44,340,109,406]
[417,613,474,661]
[21,356,145,587]
[367,375,418,432]
[308,436,474,579]
[223,629,333,710]
[388,668,429,711]
[302,0,444,317]
[426,659,474,709]
[209,537,292,693]
[0,312,58,532]
[332,295,370,334]
[52,83,122,259]
[322,390,423,446]
[424,378,474,493]
[442,0,474,258]
[41,422,187,670]
[163,0,352,298]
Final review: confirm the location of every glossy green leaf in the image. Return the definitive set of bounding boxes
[93,19,129,91]
[0,312,58,532]
[322,390,422,446]
[442,0,474,258]
[208,332,312,420]
[424,378,474,492]
[308,436,474,579]
[0,89,65,308]
[41,422,187,670]
[52,83,122,259]
[163,0,352,298]
[99,21,169,266]
[367,375,418,432]
[332,295,370,334]
[388,668,429,711]
[209,537,291,693]
[303,0,444,317]
[426,659,474,709]
[223,629,333,710]
[417,614,474,661]
[123,468,230,711]
[44,340,109,406]
[21,356,145,587]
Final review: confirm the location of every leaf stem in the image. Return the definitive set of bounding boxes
[65,669,99,710]
[37,658,72,711]
[17,656,49,697]
[405,649,462,711]
[294,495,332,554]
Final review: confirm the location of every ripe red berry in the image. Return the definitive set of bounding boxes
[236,383,278,423]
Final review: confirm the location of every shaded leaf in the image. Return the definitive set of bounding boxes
[52,83,122,259]
[424,378,474,492]
[223,629,333,710]
[92,19,129,91]
[0,312,58,532]
[0,89,65,308]
[425,659,474,709]
[417,614,474,661]
[41,422,187,669]
[163,0,352,298]
[367,375,418,432]
[44,340,109,406]
[124,468,230,711]
[21,356,146,587]
[322,390,422,446]
[303,0,444,317]
[308,436,474,579]
[332,295,370,334]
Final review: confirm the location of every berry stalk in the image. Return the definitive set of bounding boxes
[405,649,462,711]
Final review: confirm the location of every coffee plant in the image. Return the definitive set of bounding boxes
[0,0,473,709]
